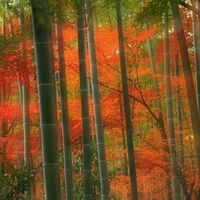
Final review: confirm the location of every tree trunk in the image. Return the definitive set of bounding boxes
[56,21,74,200]
[119,94,128,176]
[170,0,200,179]
[77,2,93,200]
[164,9,181,200]
[174,54,184,167]
[174,54,184,199]
[116,1,138,199]
[0,11,6,179]
[18,1,33,198]
[31,0,61,199]
[143,8,171,199]
[22,83,32,198]
[86,0,110,199]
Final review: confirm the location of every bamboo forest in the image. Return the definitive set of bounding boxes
[1,0,200,199]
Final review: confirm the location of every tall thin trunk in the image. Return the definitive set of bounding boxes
[164,9,181,200]
[116,1,138,199]
[18,78,23,105]
[119,94,129,199]
[0,10,6,189]
[119,95,128,176]
[6,4,15,37]
[143,8,171,199]
[18,1,32,198]
[17,0,23,107]
[86,0,109,199]
[1,9,6,141]
[174,54,184,167]
[22,82,32,198]
[1,10,6,137]
[144,22,166,136]
[56,22,74,199]
[77,2,93,200]
[31,1,61,199]
[174,54,184,199]
[170,0,200,179]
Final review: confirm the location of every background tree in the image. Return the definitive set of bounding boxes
[116,0,138,199]
[164,9,181,200]
[18,0,33,198]
[56,14,74,200]
[170,0,200,179]
[87,0,110,199]
[76,1,93,199]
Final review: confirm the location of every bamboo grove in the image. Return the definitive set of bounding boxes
[1,0,200,199]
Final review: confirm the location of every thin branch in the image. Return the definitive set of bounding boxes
[137,134,159,152]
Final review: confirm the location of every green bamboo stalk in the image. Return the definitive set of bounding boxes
[17,0,23,107]
[170,0,200,179]
[18,1,32,198]
[18,78,23,105]
[143,7,171,199]
[174,54,184,199]
[31,0,61,199]
[56,22,74,199]
[0,11,6,188]
[164,9,181,200]
[77,2,92,200]
[116,1,138,199]
[6,3,15,37]
[119,95,128,176]
[174,54,184,167]
[86,0,110,199]
[22,83,32,198]
[144,22,165,135]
